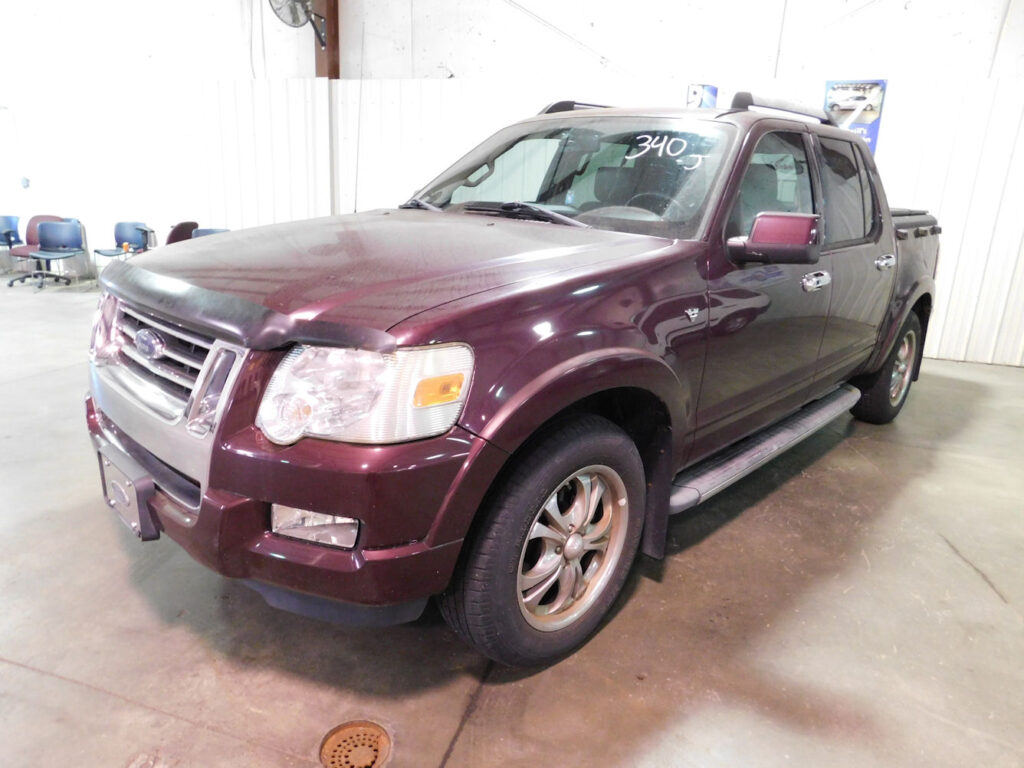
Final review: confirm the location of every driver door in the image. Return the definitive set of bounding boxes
[692,128,830,461]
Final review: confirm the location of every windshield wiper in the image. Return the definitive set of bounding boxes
[399,197,443,212]
[463,201,590,228]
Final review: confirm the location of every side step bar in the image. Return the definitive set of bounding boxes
[669,385,861,514]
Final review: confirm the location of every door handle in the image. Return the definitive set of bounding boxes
[801,270,831,292]
[874,253,896,270]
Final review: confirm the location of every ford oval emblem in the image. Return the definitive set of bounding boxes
[134,328,167,361]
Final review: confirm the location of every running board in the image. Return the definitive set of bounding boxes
[669,385,861,514]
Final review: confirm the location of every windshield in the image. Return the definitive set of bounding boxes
[414,116,733,238]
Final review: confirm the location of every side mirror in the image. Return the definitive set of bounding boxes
[727,212,821,265]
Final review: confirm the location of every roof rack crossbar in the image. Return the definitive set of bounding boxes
[729,92,834,125]
[539,100,612,115]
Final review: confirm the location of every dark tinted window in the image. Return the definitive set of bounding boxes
[858,147,875,236]
[820,137,874,245]
[727,132,813,238]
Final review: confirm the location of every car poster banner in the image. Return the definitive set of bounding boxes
[687,84,718,108]
[824,79,887,153]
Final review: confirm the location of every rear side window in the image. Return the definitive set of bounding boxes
[727,131,814,238]
[819,137,875,246]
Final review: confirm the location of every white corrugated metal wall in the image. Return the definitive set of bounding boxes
[1,78,331,276]
[879,79,1024,366]
[198,79,332,231]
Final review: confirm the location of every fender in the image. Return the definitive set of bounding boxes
[424,348,688,549]
[863,275,935,376]
[476,347,686,455]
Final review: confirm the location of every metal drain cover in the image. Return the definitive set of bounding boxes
[320,720,392,768]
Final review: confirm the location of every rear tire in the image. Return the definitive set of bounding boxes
[438,415,645,666]
[851,312,922,424]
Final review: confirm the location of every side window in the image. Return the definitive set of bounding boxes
[819,137,874,246]
[857,146,877,237]
[727,132,814,238]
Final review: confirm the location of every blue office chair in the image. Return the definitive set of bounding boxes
[0,216,20,273]
[5,214,63,285]
[95,221,154,259]
[192,228,229,238]
[0,215,21,248]
[0,217,19,274]
[15,220,84,288]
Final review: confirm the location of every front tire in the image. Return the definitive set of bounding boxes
[438,415,645,666]
[851,312,922,424]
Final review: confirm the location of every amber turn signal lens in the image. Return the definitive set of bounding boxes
[413,373,465,407]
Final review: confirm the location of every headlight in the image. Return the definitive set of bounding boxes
[256,343,474,445]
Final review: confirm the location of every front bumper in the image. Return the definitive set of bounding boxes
[86,395,491,620]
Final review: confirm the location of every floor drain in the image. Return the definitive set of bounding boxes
[320,720,392,768]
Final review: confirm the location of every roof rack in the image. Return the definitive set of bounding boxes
[727,92,835,126]
[539,100,612,115]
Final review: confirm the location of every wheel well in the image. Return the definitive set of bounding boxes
[910,294,931,379]
[468,387,673,562]
[911,294,931,338]
[564,388,670,458]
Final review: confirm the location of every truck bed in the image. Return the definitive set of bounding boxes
[891,207,939,232]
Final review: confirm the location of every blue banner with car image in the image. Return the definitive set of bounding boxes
[824,80,887,153]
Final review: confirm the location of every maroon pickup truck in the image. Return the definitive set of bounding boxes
[87,93,939,665]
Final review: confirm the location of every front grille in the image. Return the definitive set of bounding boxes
[114,303,215,408]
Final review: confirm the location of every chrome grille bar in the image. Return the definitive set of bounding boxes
[120,344,200,390]
[121,306,214,350]
[113,302,216,411]
[117,321,206,369]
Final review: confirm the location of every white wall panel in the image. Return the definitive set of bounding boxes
[0,78,330,277]
[330,79,557,214]
[962,90,1024,366]
[0,0,313,84]
[338,0,1023,81]
[992,231,1024,366]
[875,79,1024,366]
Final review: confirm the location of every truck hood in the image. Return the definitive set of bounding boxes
[105,210,676,347]
[110,211,679,342]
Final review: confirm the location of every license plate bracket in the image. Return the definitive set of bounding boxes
[97,442,159,540]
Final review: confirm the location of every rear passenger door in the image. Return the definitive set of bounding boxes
[811,136,897,385]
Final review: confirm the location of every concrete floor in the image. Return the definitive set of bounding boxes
[1,285,1022,768]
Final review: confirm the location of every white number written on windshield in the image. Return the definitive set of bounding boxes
[624,134,705,169]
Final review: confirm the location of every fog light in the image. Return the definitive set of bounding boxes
[271,505,360,549]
